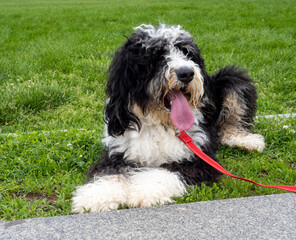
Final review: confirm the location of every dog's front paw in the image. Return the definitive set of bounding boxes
[127,169,186,208]
[71,176,127,213]
[71,169,186,213]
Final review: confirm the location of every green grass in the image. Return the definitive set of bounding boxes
[0,0,295,221]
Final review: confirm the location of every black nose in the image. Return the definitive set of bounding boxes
[176,67,194,84]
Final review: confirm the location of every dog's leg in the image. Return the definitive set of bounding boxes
[210,66,265,152]
[71,168,186,213]
[218,90,265,152]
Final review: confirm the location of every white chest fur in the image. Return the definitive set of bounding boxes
[102,111,208,167]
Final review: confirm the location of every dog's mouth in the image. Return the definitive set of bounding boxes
[163,88,195,131]
[164,95,172,110]
[164,88,191,110]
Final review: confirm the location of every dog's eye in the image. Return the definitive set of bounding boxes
[180,46,189,55]
[153,47,163,54]
[175,44,189,55]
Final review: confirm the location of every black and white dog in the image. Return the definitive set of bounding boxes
[72,24,265,213]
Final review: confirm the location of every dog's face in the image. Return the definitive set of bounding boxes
[106,25,207,136]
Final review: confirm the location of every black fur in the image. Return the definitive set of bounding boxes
[87,151,138,179]
[209,66,257,129]
[105,33,165,136]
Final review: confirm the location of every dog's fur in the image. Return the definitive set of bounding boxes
[72,24,265,213]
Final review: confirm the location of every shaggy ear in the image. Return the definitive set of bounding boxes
[105,35,154,136]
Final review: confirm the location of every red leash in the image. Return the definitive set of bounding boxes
[179,130,296,193]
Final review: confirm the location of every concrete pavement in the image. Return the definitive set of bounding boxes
[1,193,295,240]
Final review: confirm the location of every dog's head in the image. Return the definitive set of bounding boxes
[105,24,207,136]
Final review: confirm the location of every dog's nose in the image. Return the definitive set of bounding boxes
[176,67,194,84]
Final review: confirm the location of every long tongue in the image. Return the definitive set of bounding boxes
[167,90,194,131]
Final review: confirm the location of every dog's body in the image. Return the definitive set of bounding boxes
[72,25,265,213]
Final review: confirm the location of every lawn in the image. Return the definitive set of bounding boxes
[0,0,295,221]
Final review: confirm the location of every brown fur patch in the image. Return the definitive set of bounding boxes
[218,91,247,128]
[218,91,252,143]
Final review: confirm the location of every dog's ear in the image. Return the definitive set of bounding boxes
[105,34,155,136]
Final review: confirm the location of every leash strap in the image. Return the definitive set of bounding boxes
[179,130,296,193]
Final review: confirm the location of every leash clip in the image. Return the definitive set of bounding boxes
[178,130,192,143]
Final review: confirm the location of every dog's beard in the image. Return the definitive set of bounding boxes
[142,72,204,131]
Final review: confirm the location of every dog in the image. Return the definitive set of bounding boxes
[71,24,265,213]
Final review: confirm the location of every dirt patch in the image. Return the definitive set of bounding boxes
[25,192,59,204]
[10,192,59,204]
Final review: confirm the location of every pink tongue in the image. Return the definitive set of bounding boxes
[167,90,194,131]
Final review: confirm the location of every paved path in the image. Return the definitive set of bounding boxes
[1,193,295,240]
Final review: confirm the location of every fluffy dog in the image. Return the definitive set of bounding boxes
[72,24,265,213]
